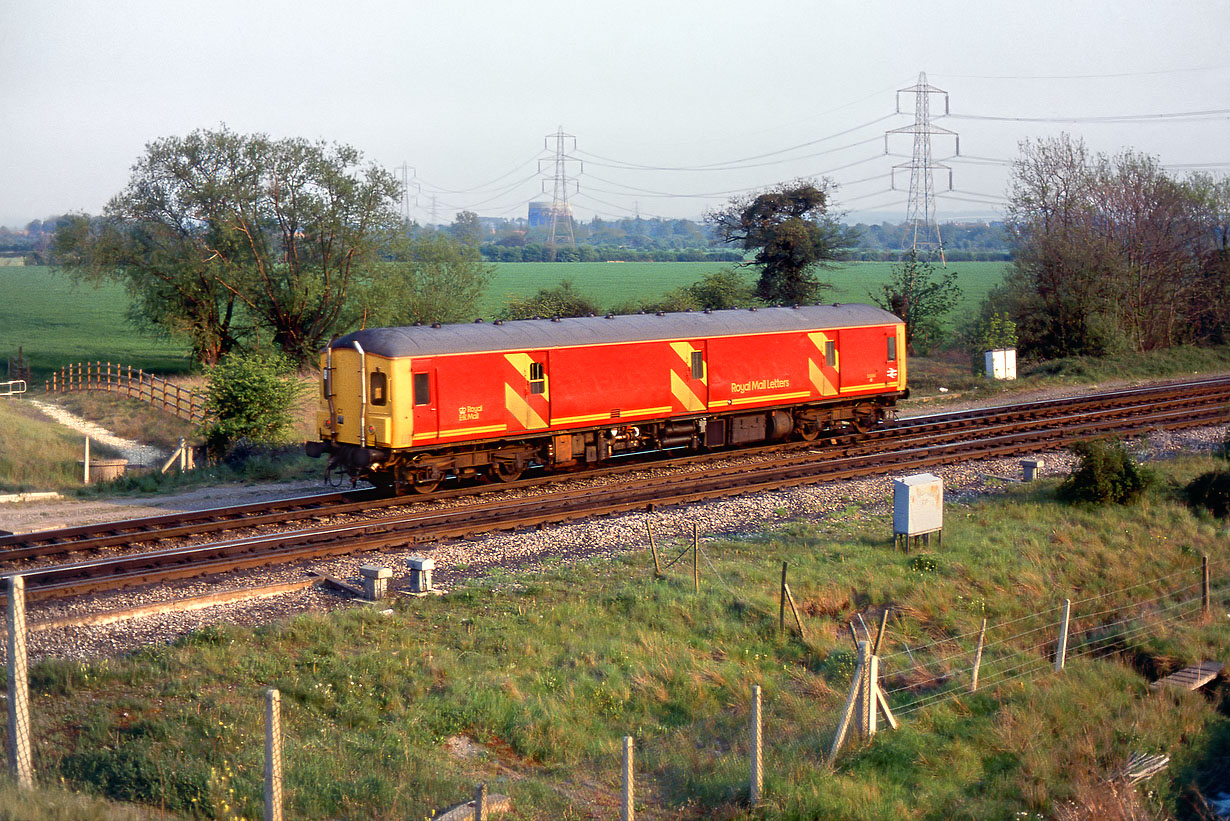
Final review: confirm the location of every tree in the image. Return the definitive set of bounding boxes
[706,179,849,304]
[53,127,401,366]
[449,211,483,246]
[355,233,494,327]
[871,251,961,352]
[201,350,304,454]
[1003,135,1229,357]
[497,280,602,320]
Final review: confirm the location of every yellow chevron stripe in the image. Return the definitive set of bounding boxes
[504,352,548,400]
[808,358,838,397]
[505,383,548,430]
[670,369,706,412]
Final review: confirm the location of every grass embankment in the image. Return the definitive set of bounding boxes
[0,400,123,493]
[904,344,1230,407]
[7,456,1230,818]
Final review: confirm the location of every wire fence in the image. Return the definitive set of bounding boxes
[45,361,208,423]
[2,527,1224,816]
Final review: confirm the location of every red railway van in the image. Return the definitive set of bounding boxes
[312,304,906,491]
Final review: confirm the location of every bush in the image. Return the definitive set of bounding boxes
[1185,470,1230,518]
[200,351,304,454]
[1057,439,1154,505]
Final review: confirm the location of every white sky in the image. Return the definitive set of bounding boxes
[2,0,1228,229]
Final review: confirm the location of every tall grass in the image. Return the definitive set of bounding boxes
[12,457,1230,818]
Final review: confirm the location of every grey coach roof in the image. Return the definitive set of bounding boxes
[329,304,902,359]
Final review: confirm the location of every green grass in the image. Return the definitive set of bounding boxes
[11,456,1230,817]
[0,400,123,493]
[0,267,191,384]
[482,260,1009,319]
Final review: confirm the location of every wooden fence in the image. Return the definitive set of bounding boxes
[45,361,209,423]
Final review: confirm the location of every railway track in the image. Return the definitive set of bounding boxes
[3,377,1228,603]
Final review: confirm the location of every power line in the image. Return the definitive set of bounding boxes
[944,107,1230,124]
[934,64,1230,81]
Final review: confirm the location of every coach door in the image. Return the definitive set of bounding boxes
[504,351,549,432]
[669,340,708,414]
[411,359,438,443]
[837,327,893,392]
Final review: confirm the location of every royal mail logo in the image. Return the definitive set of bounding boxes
[731,378,790,395]
[458,404,483,421]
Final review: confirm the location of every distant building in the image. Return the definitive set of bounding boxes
[528,201,572,228]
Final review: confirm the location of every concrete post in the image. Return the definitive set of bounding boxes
[6,575,33,789]
[1055,599,1071,672]
[265,689,282,821]
[621,736,634,821]
[474,782,486,821]
[359,566,392,600]
[408,557,435,593]
[1020,458,1044,481]
[750,685,762,805]
[83,437,90,484]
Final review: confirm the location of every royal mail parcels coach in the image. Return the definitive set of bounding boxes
[306,304,907,493]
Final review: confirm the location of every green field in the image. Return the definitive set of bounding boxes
[482,260,1009,319]
[2,262,1009,383]
[0,267,191,383]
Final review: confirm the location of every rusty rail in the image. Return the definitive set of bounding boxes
[45,362,208,423]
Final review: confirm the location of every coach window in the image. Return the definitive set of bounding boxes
[825,340,836,368]
[413,373,430,406]
[370,371,388,406]
[690,351,704,380]
[529,362,546,395]
[887,335,898,362]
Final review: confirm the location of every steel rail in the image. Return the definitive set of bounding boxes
[2,377,1227,564]
[3,394,1225,604]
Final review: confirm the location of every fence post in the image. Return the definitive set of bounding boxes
[1055,599,1071,672]
[861,643,877,740]
[474,783,486,821]
[621,736,634,821]
[7,575,33,789]
[779,563,787,635]
[1202,555,1210,620]
[749,685,762,805]
[783,583,807,641]
[970,617,987,692]
[692,524,699,595]
[647,521,660,577]
[264,688,282,821]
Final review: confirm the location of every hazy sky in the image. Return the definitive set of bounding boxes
[2,0,1227,229]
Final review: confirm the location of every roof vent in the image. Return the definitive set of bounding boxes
[832,303,841,307]
[586,312,595,317]
[494,319,504,326]
[475,318,484,323]
[749,306,757,312]
[552,316,561,322]
[656,311,665,317]
[413,321,423,326]
[704,308,711,314]
[605,313,615,319]
[792,304,799,309]
[431,323,441,329]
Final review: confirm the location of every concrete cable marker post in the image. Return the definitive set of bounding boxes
[6,575,33,789]
[265,688,283,821]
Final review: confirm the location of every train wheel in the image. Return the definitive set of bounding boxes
[797,422,821,442]
[410,479,440,494]
[491,462,523,483]
[851,403,877,434]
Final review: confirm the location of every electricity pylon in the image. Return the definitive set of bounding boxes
[397,162,419,228]
[885,72,958,263]
[538,126,583,254]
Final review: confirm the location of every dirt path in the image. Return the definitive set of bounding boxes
[28,398,168,467]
